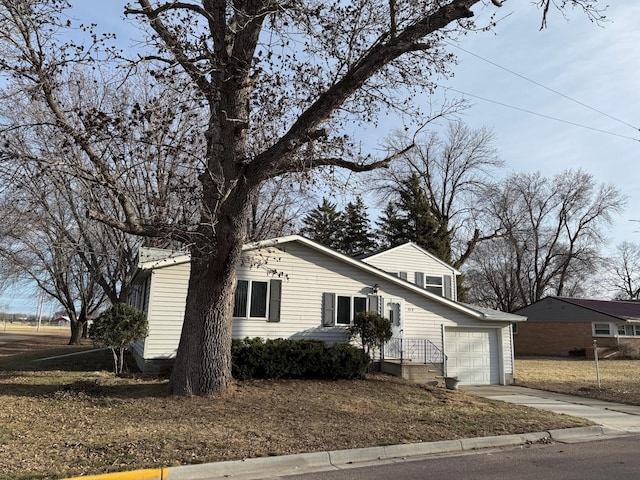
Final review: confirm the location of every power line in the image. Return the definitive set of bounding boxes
[441,85,640,143]
[446,41,640,134]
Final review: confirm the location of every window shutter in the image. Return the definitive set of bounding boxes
[399,271,407,280]
[367,295,381,314]
[267,279,282,322]
[414,272,424,288]
[444,275,453,299]
[322,293,335,326]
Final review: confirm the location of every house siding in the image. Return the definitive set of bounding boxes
[132,261,191,370]
[363,243,457,300]
[131,239,515,381]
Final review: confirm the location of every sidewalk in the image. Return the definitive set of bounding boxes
[463,385,640,433]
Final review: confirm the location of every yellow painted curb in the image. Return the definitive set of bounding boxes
[64,467,168,480]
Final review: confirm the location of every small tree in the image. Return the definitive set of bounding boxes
[349,312,393,359]
[90,304,148,375]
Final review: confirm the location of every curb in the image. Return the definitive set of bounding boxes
[62,426,615,480]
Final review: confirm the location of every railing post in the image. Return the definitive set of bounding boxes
[400,338,404,364]
[424,339,427,364]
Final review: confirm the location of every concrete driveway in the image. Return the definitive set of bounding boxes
[463,385,640,433]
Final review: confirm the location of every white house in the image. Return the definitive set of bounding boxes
[361,242,460,300]
[128,235,525,385]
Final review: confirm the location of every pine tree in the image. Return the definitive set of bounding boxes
[300,198,345,250]
[340,196,376,257]
[377,174,451,263]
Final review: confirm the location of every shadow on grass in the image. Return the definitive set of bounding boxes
[0,379,170,399]
[0,348,116,371]
[0,345,171,399]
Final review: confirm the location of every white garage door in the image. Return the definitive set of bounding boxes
[445,328,500,385]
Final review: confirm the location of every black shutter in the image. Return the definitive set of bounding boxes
[414,272,424,288]
[399,271,407,280]
[267,279,282,322]
[367,295,380,314]
[322,293,335,326]
[444,275,453,299]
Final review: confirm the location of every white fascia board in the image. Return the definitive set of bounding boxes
[244,235,486,320]
[137,254,191,270]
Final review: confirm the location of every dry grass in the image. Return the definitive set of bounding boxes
[0,332,590,480]
[516,357,640,405]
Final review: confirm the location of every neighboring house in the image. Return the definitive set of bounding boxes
[128,235,524,385]
[360,242,460,300]
[513,296,640,357]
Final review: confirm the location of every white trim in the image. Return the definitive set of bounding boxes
[245,236,521,323]
[333,294,368,326]
[233,279,270,320]
[135,235,524,324]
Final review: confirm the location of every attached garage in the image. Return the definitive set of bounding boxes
[445,327,501,385]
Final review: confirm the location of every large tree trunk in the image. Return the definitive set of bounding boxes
[168,193,253,396]
[68,317,87,345]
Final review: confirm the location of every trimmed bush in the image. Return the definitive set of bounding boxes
[231,337,369,381]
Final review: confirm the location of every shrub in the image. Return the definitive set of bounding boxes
[348,311,392,358]
[89,303,148,375]
[231,338,369,380]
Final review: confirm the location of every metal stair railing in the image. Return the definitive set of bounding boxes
[383,337,446,374]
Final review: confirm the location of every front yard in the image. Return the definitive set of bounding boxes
[0,333,591,480]
[516,357,640,405]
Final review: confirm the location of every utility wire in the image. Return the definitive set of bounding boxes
[446,41,640,133]
[441,85,640,143]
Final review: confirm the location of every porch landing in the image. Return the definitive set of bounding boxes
[380,360,443,383]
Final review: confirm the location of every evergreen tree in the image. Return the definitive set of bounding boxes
[300,198,345,250]
[340,196,376,256]
[377,174,451,263]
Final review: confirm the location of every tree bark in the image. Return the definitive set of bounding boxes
[68,319,87,345]
[168,190,254,396]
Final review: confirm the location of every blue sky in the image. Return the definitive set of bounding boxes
[2,1,638,313]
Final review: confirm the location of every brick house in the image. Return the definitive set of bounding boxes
[513,297,640,357]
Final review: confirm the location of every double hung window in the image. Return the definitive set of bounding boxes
[233,278,282,321]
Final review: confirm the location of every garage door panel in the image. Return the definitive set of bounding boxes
[446,328,500,386]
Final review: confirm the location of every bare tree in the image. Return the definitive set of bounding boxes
[373,120,504,267]
[0,170,107,343]
[0,0,607,395]
[605,242,640,301]
[467,170,625,310]
[247,176,314,241]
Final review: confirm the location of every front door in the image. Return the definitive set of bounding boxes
[385,298,403,339]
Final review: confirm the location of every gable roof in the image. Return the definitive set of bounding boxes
[553,297,640,322]
[244,235,522,323]
[135,236,523,323]
[360,242,461,275]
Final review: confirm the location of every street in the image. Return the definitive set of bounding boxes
[275,436,640,480]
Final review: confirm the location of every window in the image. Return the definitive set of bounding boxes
[325,294,368,326]
[616,324,640,336]
[425,275,443,296]
[593,323,612,336]
[234,280,269,318]
[512,323,519,335]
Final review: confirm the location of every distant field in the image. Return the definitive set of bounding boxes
[516,357,640,405]
[1,323,68,334]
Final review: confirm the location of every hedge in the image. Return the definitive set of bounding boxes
[231,337,369,380]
